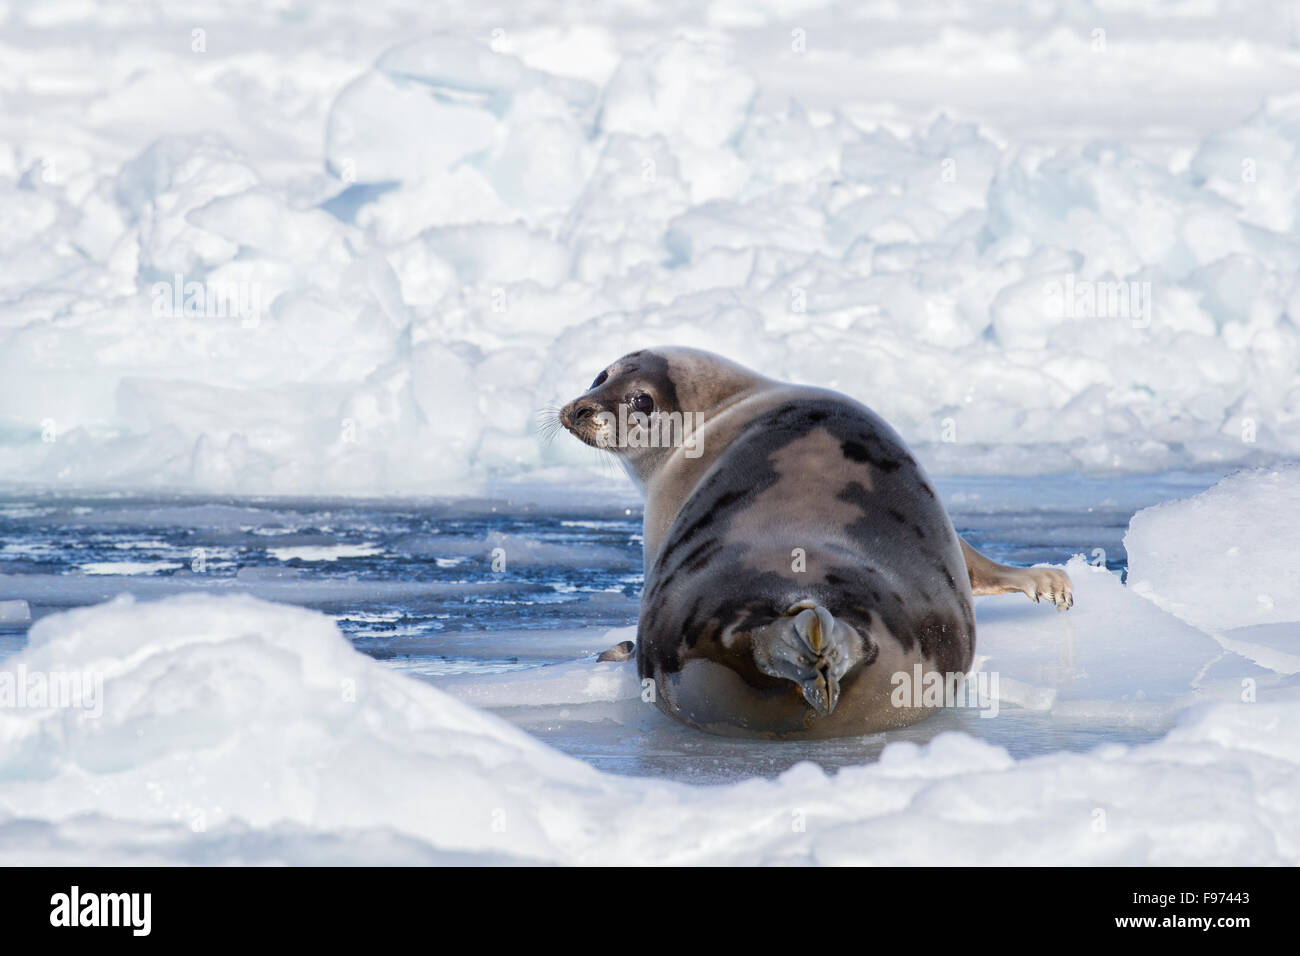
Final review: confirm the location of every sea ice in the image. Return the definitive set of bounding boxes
[1126,466,1300,633]
[0,469,1295,864]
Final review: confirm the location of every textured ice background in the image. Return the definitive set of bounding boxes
[0,468,1297,864]
[2,0,1300,492]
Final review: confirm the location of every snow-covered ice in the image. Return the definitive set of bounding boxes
[2,2,1300,493]
[1127,465,1300,633]
[1,468,1297,864]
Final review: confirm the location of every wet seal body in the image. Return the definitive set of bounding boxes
[638,394,972,738]
[560,347,1071,739]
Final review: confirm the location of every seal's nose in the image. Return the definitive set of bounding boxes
[560,401,596,430]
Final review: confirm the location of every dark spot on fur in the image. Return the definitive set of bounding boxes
[658,487,749,562]
[681,538,725,573]
[836,480,873,512]
[841,439,902,473]
[840,440,871,463]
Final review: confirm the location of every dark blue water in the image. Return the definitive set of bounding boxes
[0,472,1223,660]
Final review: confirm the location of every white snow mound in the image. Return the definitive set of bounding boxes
[1126,466,1300,633]
[2,563,1298,864]
[3,13,1300,492]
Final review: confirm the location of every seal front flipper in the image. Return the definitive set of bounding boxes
[959,537,1073,610]
[597,640,635,662]
[748,602,874,716]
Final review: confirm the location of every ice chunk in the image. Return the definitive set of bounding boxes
[438,655,641,711]
[1218,623,1300,676]
[0,593,610,862]
[0,601,30,627]
[976,557,1270,724]
[1126,466,1300,632]
[266,544,381,563]
[325,71,497,185]
[597,38,756,152]
[376,34,596,111]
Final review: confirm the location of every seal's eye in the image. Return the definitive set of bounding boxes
[590,370,608,389]
[631,393,654,414]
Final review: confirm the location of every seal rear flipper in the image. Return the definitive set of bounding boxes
[749,602,870,716]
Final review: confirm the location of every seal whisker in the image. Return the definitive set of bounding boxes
[533,403,566,448]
